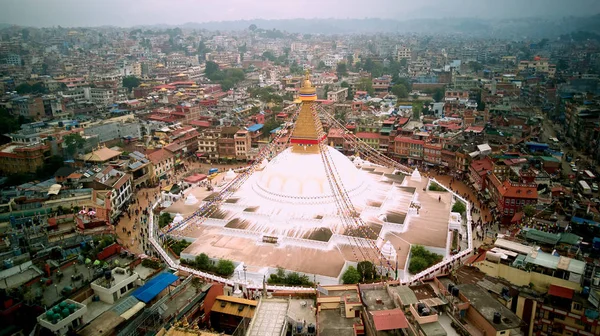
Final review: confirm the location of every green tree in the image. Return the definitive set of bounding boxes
[408,245,443,274]
[317,61,327,70]
[432,87,445,102]
[342,266,361,284]
[391,84,408,98]
[248,24,258,31]
[262,117,282,135]
[412,101,423,120]
[63,133,85,157]
[357,77,374,96]
[357,260,376,281]
[195,253,211,270]
[220,79,234,91]
[336,62,348,77]
[408,257,429,274]
[238,43,248,54]
[158,213,172,228]
[323,84,330,99]
[205,61,220,77]
[523,205,536,218]
[262,51,276,62]
[122,76,141,91]
[452,201,466,215]
[215,259,235,276]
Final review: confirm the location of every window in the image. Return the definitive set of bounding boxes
[121,286,127,294]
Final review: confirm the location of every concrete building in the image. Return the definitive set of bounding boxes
[84,118,142,143]
[147,148,175,181]
[37,300,87,335]
[94,167,133,220]
[234,129,251,161]
[90,267,139,304]
[327,88,348,102]
[395,46,412,62]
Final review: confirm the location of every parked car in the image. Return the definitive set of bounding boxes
[592,183,599,192]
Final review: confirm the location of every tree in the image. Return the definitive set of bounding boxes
[323,84,330,99]
[262,51,276,62]
[452,201,466,215]
[195,253,211,270]
[391,84,408,98]
[262,117,282,135]
[432,87,445,102]
[357,77,374,96]
[523,205,536,218]
[158,213,172,228]
[357,260,376,281]
[336,62,348,78]
[220,79,234,91]
[63,133,85,157]
[399,58,408,68]
[412,101,423,120]
[215,259,235,276]
[248,24,258,31]
[238,43,247,54]
[317,61,327,70]
[342,266,361,284]
[408,245,443,274]
[122,76,141,91]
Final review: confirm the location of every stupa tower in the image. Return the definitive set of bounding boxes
[289,70,326,154]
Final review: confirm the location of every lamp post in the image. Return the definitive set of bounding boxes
[54,284,59,297]
[243,265,247,282]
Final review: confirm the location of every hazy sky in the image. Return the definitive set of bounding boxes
[2,0,600,27]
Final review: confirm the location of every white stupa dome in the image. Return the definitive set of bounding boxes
[255,146,367,202]
[411,168,422,182]
[225,169,236,181]
[380,240,397,262]
[173,213,184,223]
[185,194,198,205]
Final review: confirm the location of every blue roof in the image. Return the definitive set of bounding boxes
[270,127,282,134]
[132,273,178,303]
[525,142,549,148]
[571,216,600,227]
[247,124,264,132]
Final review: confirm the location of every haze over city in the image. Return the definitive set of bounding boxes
[2,0,600,334]
[2,0,600,27]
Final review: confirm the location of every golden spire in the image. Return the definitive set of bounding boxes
[290,70,324,153]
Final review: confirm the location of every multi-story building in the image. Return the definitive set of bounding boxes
[326,88,348,102]
[519,58,556,77]
[217,127,239,161]
[423,141,443,165]
[234,129,251,161]
[147,148,175,181]
[0,141,51,174]
[487,173,538,223]
[468,157,494,191]
[10,95,45,119]
[197,129,220,162]
[94,167,133,220]
[393,136,424,163]
[395,46,412,62]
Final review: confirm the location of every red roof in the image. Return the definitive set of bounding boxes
[395,136,424,145]
[548,285,574,299]
[397,117,409,125]
[184,174,207,183]
[189,120,211,128]
[371,310,408,331]
[356,132,379,139]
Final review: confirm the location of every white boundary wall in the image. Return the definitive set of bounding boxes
[147,176,473,292]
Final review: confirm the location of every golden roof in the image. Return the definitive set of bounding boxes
[290,70,323,153]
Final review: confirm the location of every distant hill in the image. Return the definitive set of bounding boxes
[136,15,600,38]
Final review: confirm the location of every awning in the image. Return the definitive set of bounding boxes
[120,302,146,320]
[196,152,206,157]
[47,184,62,195]
[548,285,574,299]
[132,273,179,303]
[162,184,174,192]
